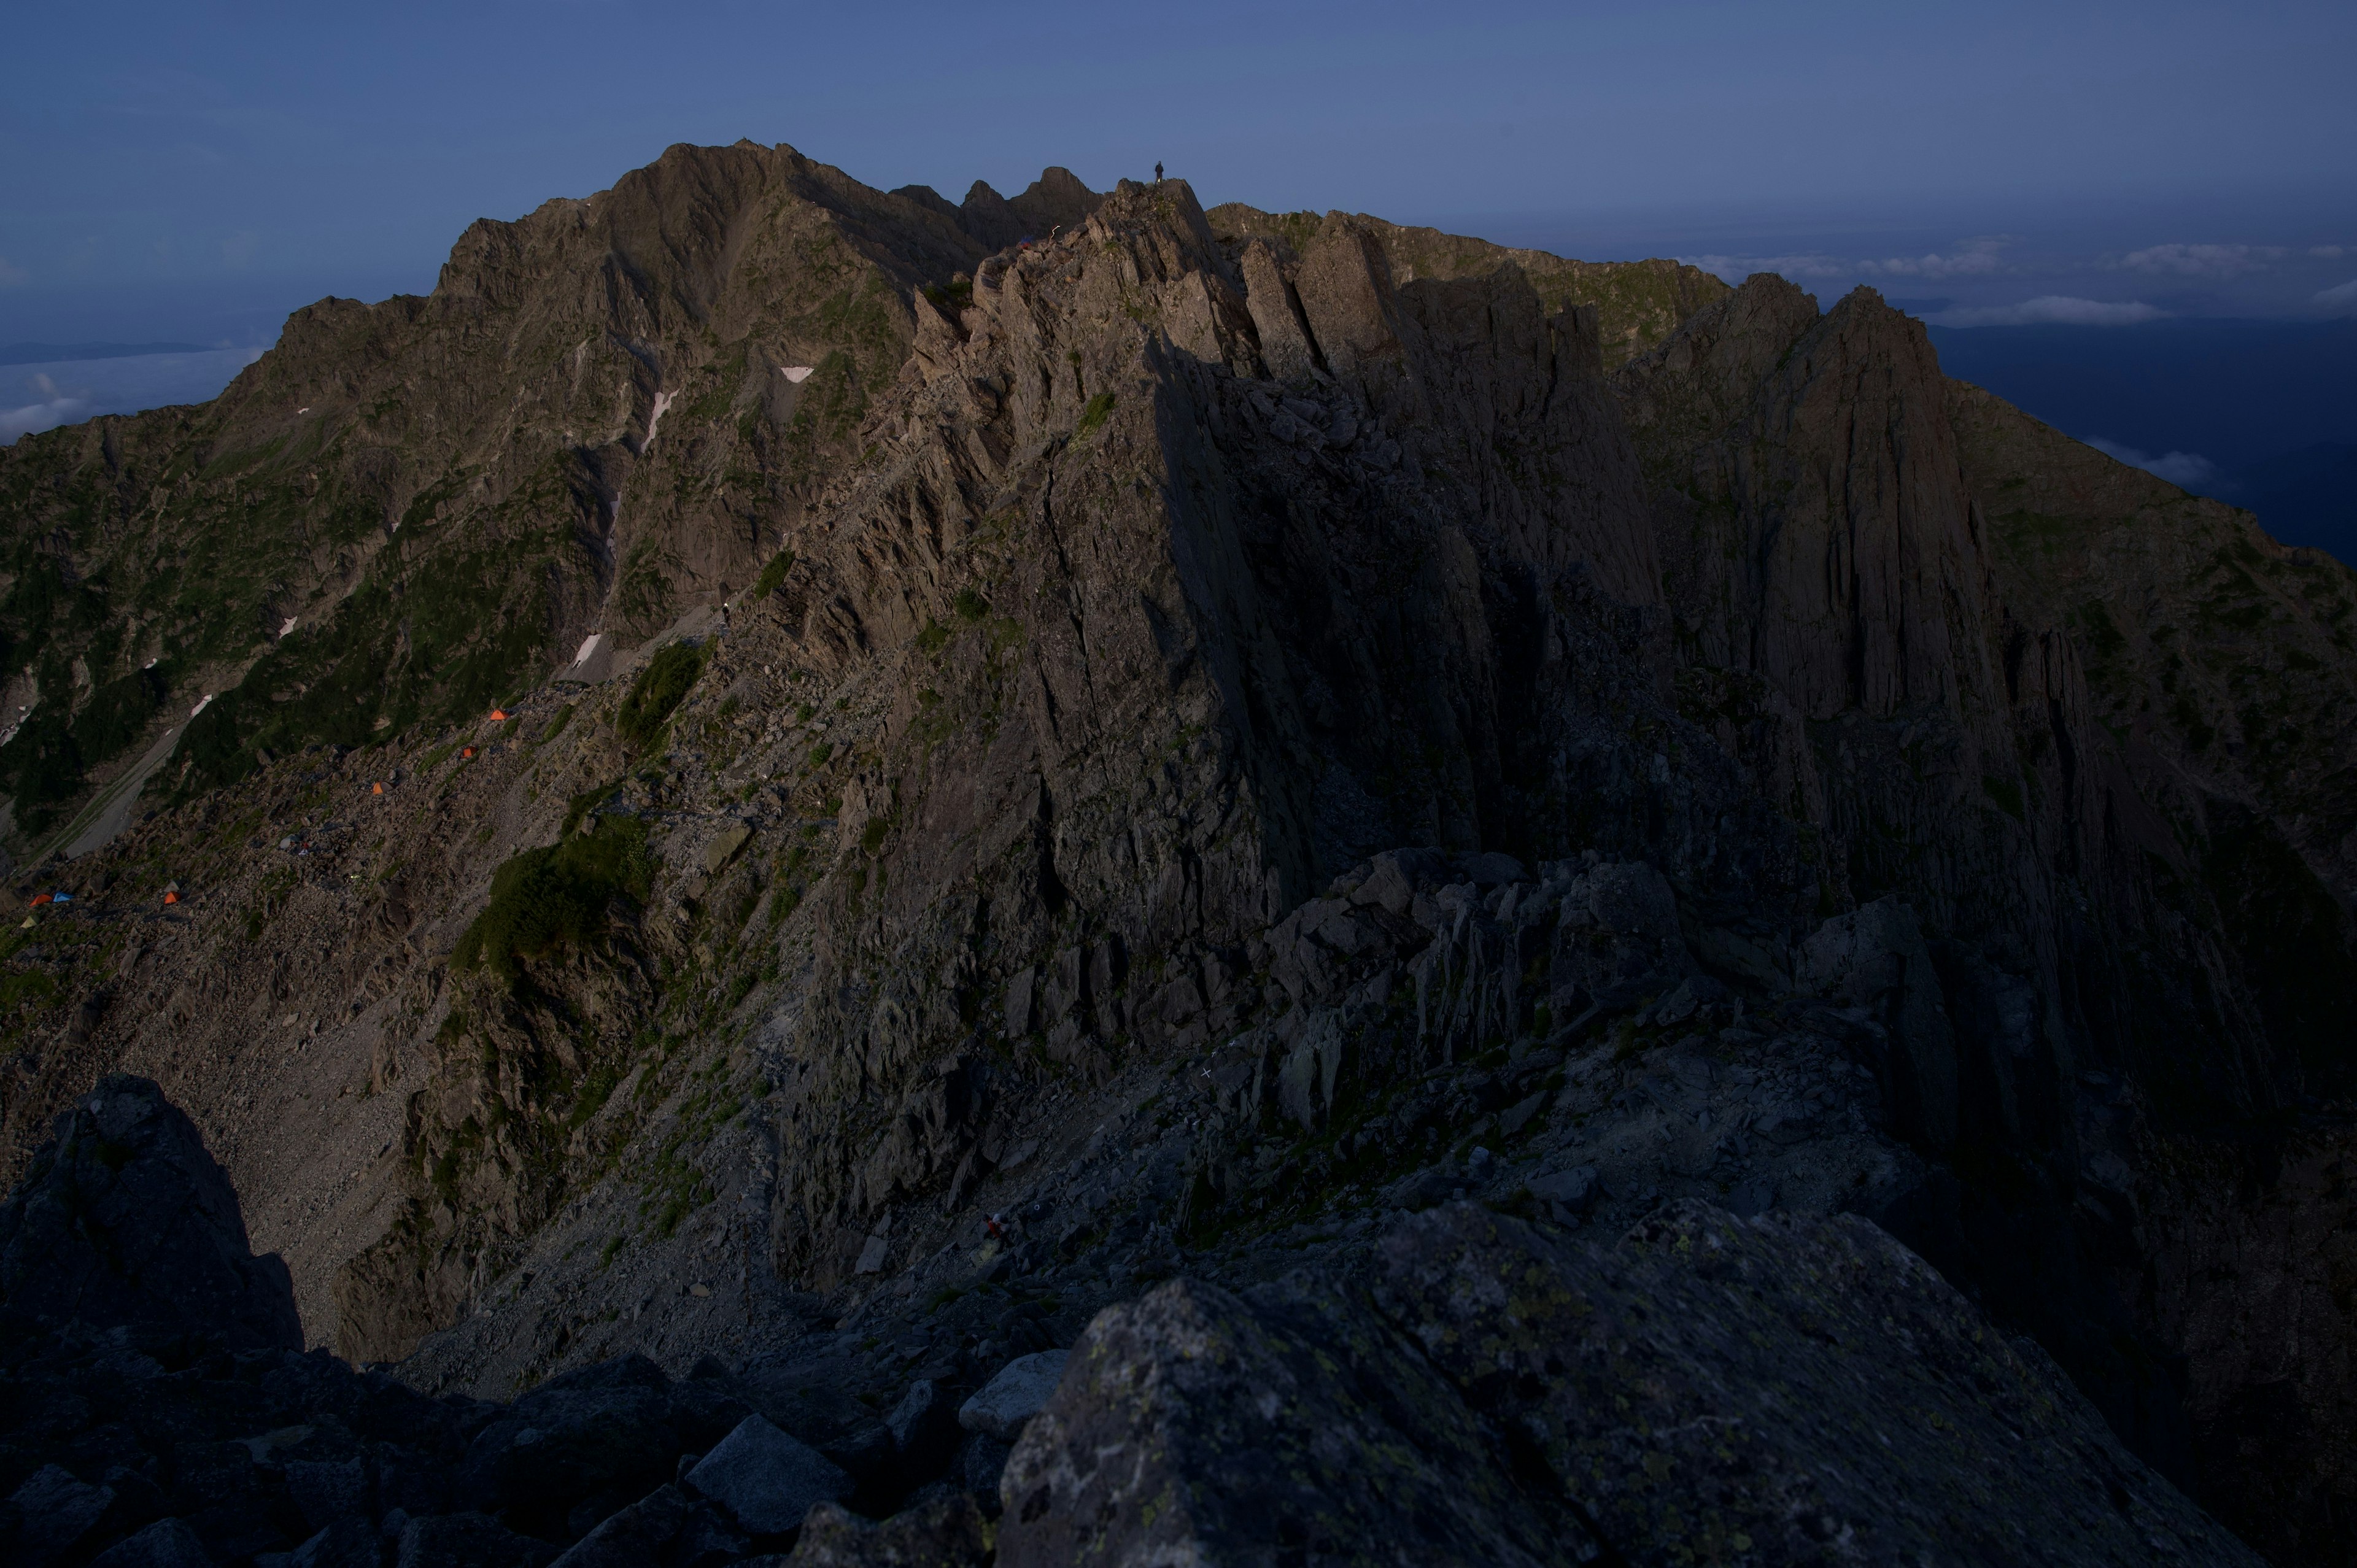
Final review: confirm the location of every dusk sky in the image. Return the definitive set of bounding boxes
[5,0,2353,349]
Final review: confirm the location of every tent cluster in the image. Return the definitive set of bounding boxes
[18,881,182,912]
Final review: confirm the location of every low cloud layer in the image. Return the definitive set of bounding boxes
[2316,279,2357,314]
[2118,242,2286,277]
[2084,436,2218,489]
[1674,233,2355,321]
[1925,296,2167,327]
[1684,252,1848,282]
[1685,237,2011,286]
[0,375,88,444]
[1858,238,2010,279]
[1,347,261,445]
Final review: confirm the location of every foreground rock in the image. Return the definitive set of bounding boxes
[0,1074,300,1353]
[1000,1202,2261,1567]
[0,1074,2269,1565]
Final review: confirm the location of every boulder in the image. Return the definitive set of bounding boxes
[393,1511,555,1568]
[1524,1164,1599,1218]
[956,1351,1068,1442]
[882,1379,956,1473]
[702,824,753,876]
[87,1518,214,1568]
[546,1484,690,1568]
[1460,851,1526,886]
[11,1462,115,1566]
[684,1415,852,1535]
[997,1276,1568,1566]
[0,1075,301,1350]
[783,1491,991,1566]
[460,1354,682,1528]
[1549,859,1692,1011]
[285,1516,385,1568]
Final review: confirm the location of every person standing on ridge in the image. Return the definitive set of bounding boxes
[1155,162,1164,183]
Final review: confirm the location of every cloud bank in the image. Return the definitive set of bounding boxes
[1857,238,2010,279]
[2316,278,2357,314]
[0,375,88,444]
[1925,296,2167,327]
[1,347,261,446]
[2084,436,2218,489]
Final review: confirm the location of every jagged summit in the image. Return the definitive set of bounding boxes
[0,142,2353,1562]
[891,165,1105,252]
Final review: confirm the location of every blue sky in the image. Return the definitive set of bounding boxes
[3,0,2353,347]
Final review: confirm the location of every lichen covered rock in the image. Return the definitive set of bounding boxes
[1002,1202,2261,1566]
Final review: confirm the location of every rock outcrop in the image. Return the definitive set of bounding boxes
[1002,1202,2259,1566]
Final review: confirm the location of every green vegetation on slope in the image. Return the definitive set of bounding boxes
[452,816,652,982]
[614,641,707,752]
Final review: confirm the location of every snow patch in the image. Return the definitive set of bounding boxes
[645,389,675,449]
[278,617,298,638]
[572,633,607,666]
[780,365,815,384]
[190,694,213,718]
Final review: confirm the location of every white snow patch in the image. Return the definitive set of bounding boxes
[190,694,213,718]
[278,617,298,638]
[780,366,815,384]
[645,390,675,448]
[572,633,607,666]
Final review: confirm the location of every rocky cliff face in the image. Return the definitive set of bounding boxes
[0,144,2351,1563]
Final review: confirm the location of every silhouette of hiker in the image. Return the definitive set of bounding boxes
[1155,162,1164,183]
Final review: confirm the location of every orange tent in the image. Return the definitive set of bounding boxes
[462,746,476,759]
[490,709,509,721]
[163,890,179,905]
[27,893,50,907]
[373,782,384,795]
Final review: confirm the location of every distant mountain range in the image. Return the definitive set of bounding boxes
[0,339,209,366]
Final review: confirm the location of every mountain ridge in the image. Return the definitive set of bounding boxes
[0,144,2351,1563]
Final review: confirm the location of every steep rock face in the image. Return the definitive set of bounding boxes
[0,1074,300,1351]
[1619,276,2357,1560]
[1945,382,2357,1562]
[725,179,1802,1309]
[1209,203,1729,369]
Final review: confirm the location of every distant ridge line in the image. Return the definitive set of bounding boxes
[0,341,211,366]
